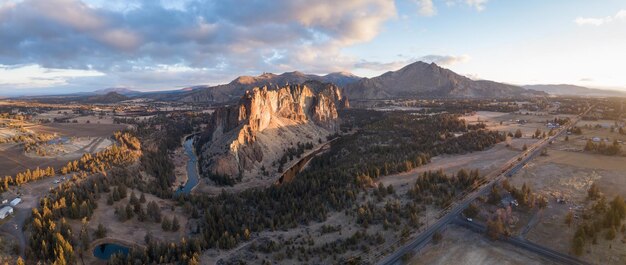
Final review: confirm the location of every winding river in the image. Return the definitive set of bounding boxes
[176,136,200,195]
[93,136,201,260]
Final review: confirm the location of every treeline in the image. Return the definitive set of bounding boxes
[141,147,176,196]
[0,132,140,193]
[276,141,314,172]
[584,139,622,156]
[27,173,111,263]
[25,161,182,263]
[1,166,55,191]
[403,99,520,114]
[572,189,626,256]
[331,110,504,179]
[407,169,483,208]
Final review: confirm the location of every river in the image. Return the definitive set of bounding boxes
[176,136,200,195]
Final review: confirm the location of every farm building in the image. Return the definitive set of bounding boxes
[0,206,13,219]
[10,198,21,206]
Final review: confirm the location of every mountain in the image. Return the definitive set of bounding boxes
[94,87,142,96]
[322,72,362,87]
[84,92,129,103]
[344,61,546,99]
[179,71,361,103]
[196,81,348,184]
[523,84,626,97]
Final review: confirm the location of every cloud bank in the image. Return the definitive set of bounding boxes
[575,10,626,26]
[0,0,398,92]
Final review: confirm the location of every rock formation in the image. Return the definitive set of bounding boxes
[197,81,347,183]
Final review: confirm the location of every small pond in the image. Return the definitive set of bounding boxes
[93,243,129,260]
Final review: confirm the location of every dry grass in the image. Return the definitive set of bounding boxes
[408,225,556,265]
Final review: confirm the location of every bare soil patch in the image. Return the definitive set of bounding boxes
[509,148,626,263]
[408,225,556,265]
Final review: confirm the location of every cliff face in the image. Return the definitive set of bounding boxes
[198,81,346,182]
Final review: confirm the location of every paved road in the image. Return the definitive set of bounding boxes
[0,207,30,257]
[376,105,594,265]
[452,217,590,265]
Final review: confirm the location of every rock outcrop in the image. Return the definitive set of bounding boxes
[198,81,346,182]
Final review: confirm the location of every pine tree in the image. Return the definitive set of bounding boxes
[172,216,180,231]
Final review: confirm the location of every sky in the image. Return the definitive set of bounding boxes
[0,0,625,96]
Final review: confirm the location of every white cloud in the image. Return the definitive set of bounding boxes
[575,10,626,26]
[419,54,470,66]
[416,0,436,17]
[464,0,488,11]
[354,54,470,71]
[0,64,104,88]
[444,0,488,11]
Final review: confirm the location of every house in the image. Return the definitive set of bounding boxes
[592,137,601,142]
[501,194,519,207]
[10,198,21,206]
[0,206,13,219]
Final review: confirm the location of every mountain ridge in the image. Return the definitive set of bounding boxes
[344,61,546,99]
[178,71,361,103]
[523,84,626,97]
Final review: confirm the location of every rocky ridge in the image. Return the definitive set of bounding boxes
[197,81,347,183]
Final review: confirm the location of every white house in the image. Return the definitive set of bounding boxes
[10,198,21,206]
[0,206,13,219]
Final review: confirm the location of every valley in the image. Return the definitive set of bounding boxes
[0,64,623,265]
[2,1,624,264]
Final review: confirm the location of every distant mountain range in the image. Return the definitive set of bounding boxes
[523,84,626,97]
[93,87,142,96]
[344,61,545,99]
[176,71,361,103]
[29,61,626,105]
[172,61,550,103]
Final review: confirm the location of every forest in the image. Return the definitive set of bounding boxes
[19,108,508,264]
[109,110,507,263]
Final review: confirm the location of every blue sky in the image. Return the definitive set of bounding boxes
[0,0,624,96]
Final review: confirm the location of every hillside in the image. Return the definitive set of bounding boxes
[523,84,626,97]
[94,87,142,96]
[196,81,348,185]
[179,71,361,103]
[344,61,545,99]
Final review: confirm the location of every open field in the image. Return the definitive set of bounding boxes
[508,142,626,264]
[29,123,128,138]
[378,138,535,195]
[0,123,128,176]
[71,115,116,125]
[25,137,113,159]
[408,225,556,265]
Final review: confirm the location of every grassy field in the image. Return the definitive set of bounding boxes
[0,123,128,176]
[507,128,626,264]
